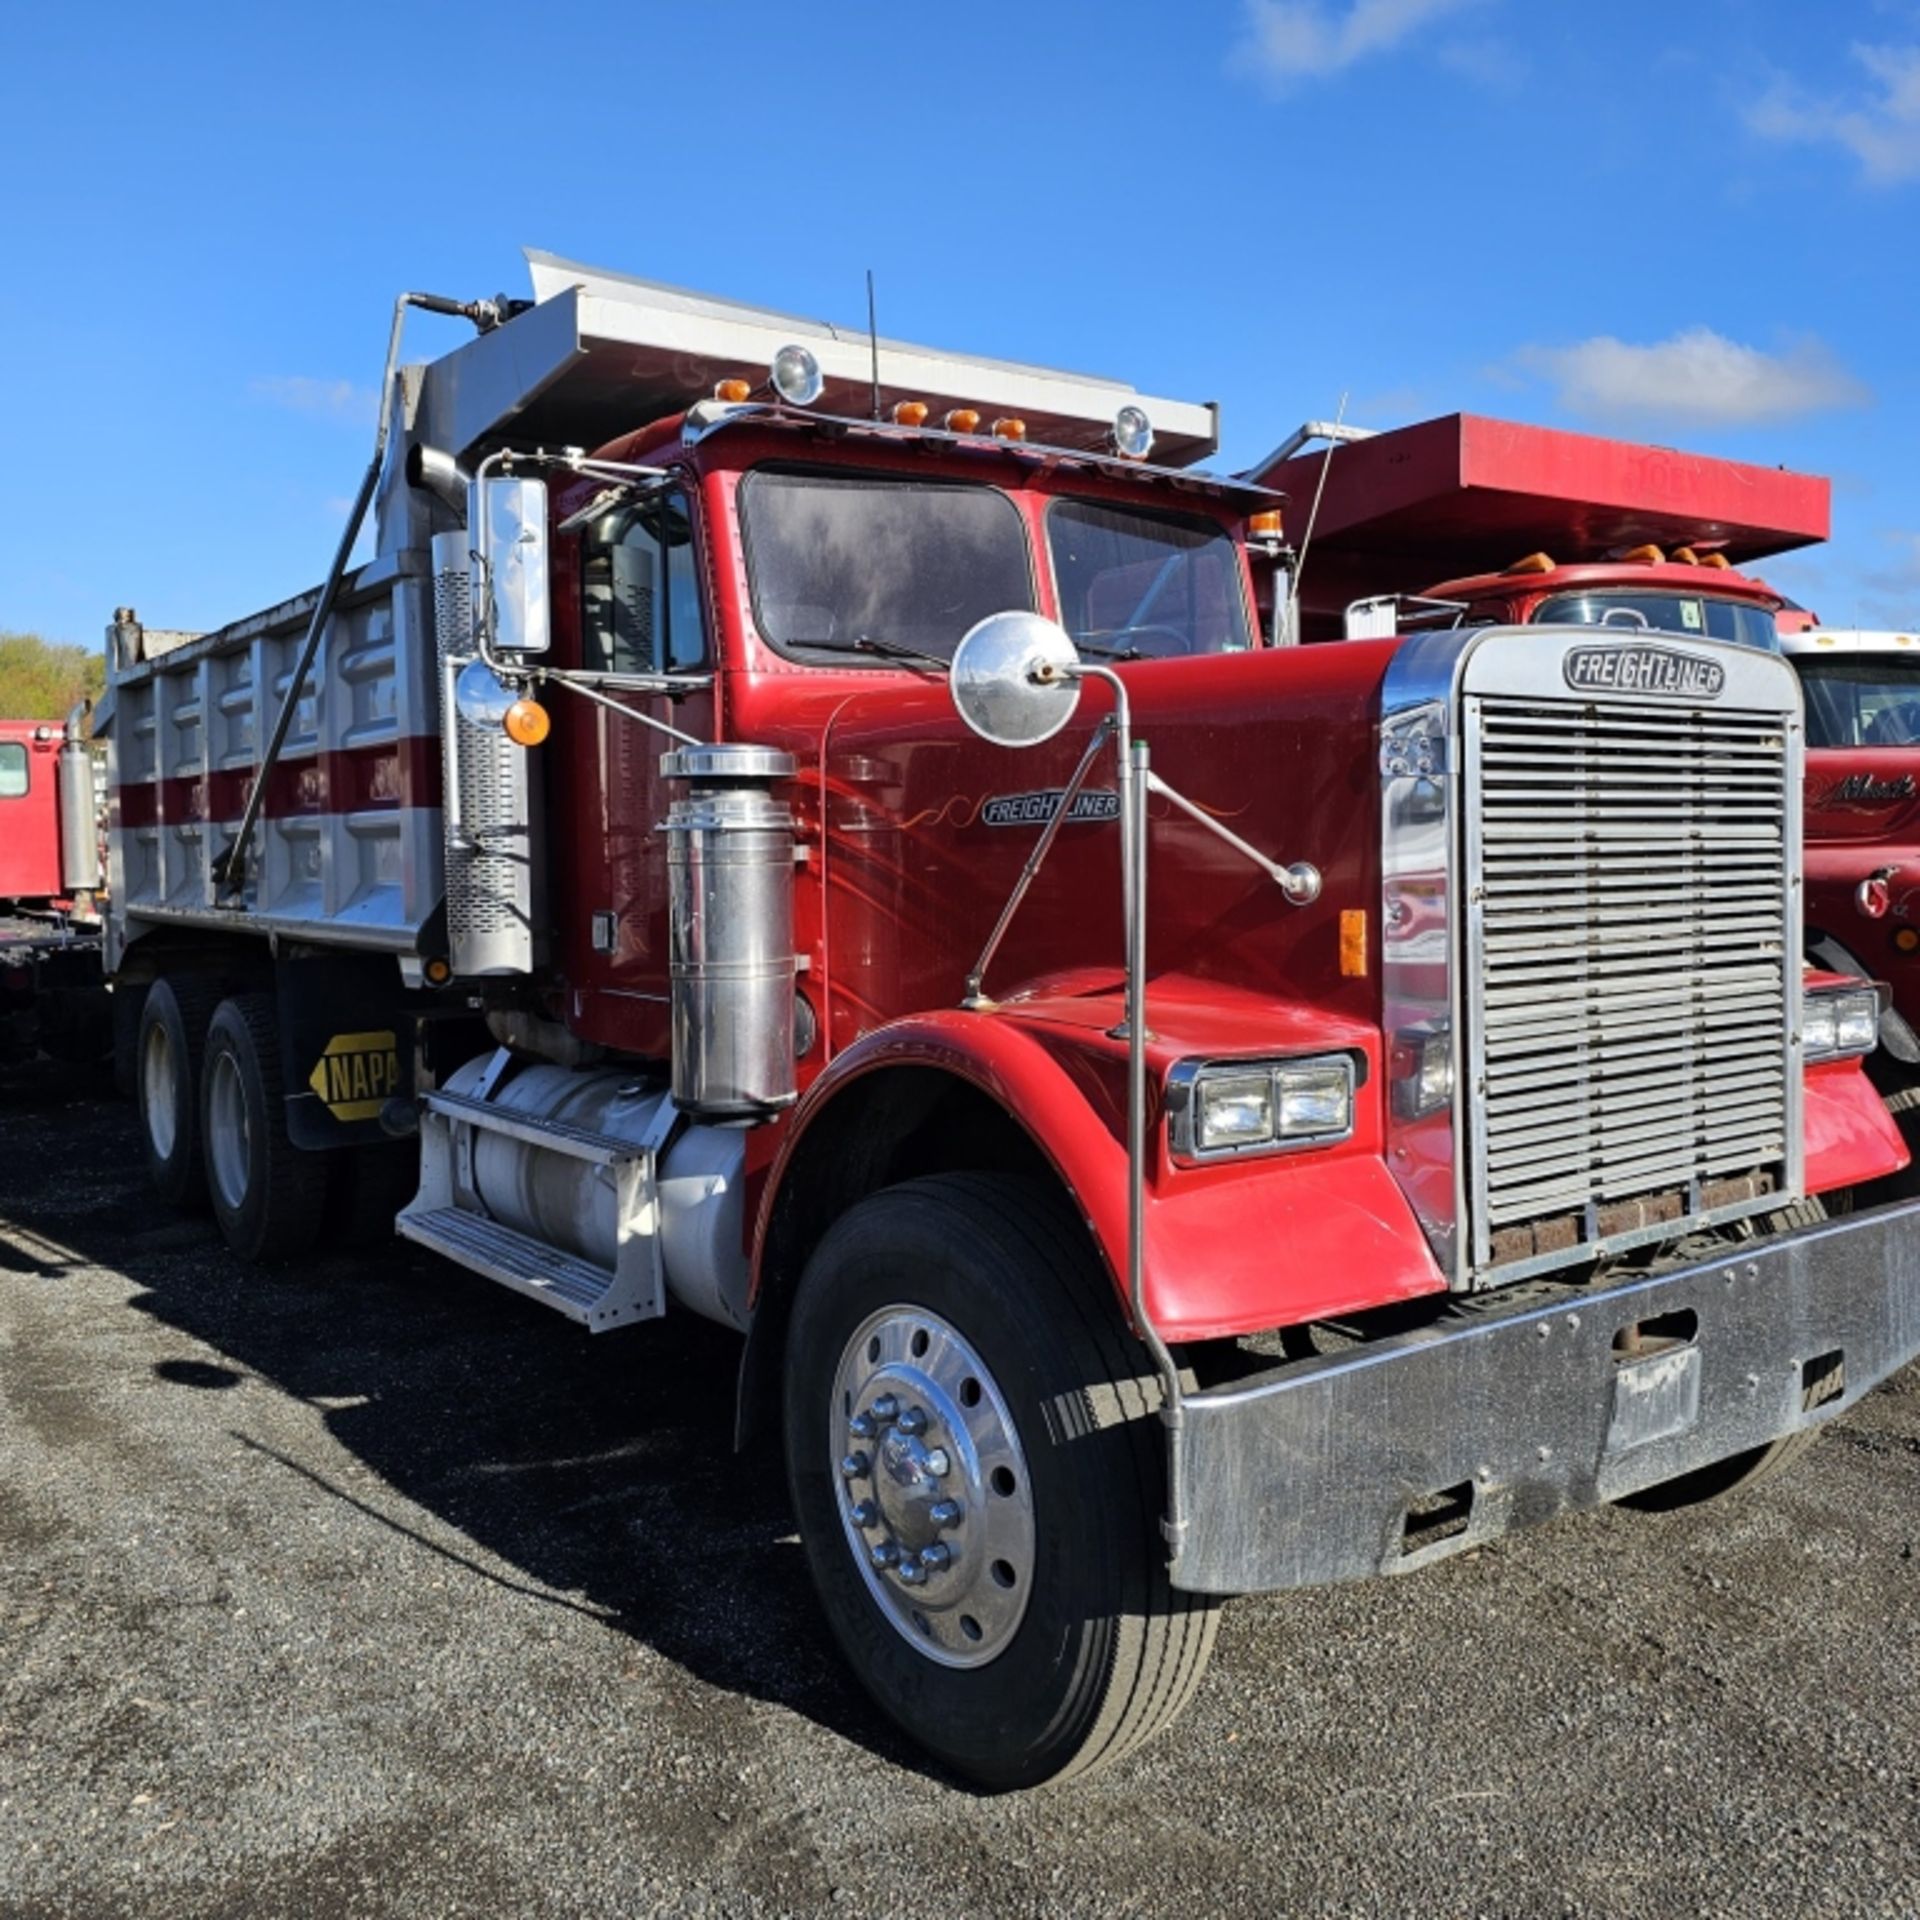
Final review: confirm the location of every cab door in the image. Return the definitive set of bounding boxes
[551,485,716,1057]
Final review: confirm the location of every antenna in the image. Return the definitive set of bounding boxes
[1291,391,1349,641]
[866,269,882,422]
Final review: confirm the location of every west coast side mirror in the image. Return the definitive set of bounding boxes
[949,611,1083,748]
[474,475,552,656]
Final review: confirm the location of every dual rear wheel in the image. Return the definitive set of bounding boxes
[135,977,394,1261]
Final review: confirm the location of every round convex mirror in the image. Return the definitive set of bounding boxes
[949,611,1083,749]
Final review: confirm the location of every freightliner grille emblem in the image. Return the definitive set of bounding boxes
[1563,644,1726,699]
[981,789,1120,828]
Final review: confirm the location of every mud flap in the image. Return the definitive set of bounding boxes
[276,953,414,1150]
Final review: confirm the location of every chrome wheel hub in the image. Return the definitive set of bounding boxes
[141,1025,177,1158]
[831,1306,1035,1668]
[205,1051,251,1212]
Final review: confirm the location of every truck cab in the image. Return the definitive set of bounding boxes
[102,262,1920,1788]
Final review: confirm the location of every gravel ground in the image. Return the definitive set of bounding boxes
[1,1054,1917,1919]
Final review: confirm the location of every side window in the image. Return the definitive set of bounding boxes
[0,743,26,799]
[580,489,708,675]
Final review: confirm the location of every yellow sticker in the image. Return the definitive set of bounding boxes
[308,1029,401,1121]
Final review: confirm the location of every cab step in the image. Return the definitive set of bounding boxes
[396,1205,650,1330]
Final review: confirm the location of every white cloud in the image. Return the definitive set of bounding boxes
[1511,327,1868,427]
[1234,0,1482,84]
[250,375,379,424]
[1747,42,1920,186]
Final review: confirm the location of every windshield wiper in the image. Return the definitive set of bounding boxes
[786,635,950,671]
[1073,636,1148,661]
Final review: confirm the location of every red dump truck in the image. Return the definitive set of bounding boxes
[102,256,1920,1787]
[1,710,107,1064]
[1244,415,1920,1139]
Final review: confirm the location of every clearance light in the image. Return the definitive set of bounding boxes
[1671,546,1700,566]
[1112,404,1154,460]
[1248,508,1285,540]
[423,956,454,987]
[944,408,982,433]
[1804,985,1880,1060]
[503,698,551,748]
[713,377,753,404]
[1339,908,1369,978]
[1895,927,1919,955]
[1168,1054,1357,1163]
[770,342,824,407]
[992,417,1027,442]
[1698,552,1731,569]
[1504,551,1556,575]
[891,399,929,427]
[1619,544,1666,565]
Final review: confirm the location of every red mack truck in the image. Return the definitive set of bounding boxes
[1247,414,1920,1153]
[102,255,1920,1788]
[0,710,108,1065]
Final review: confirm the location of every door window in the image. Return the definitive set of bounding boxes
[581,489,708,675]
[0,743,27,798]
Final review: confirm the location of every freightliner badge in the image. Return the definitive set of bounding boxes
[1563,645,1726,699]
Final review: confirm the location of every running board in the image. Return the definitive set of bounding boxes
[397,1205,651,1330]
[396,1051,675,1333]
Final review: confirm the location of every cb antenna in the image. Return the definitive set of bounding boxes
[866,268,882,421]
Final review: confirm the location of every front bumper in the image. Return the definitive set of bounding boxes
[1169,1197,1920,1594]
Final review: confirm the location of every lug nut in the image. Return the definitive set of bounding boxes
[928,1499,963,1528]
[897,1557,927,1587]
[870,1540,900,1568]
[924,1448,951,1479]
[840,1451,870,1481]
[920,1543,951,1572]
[848,1412,876,1441]
[896,1406,928,1436]
[848,1499,878,1528]
[870,1394,900,1423]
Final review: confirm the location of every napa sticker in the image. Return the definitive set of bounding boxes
[308,1029,401,1121]
[1563,644,1726,699]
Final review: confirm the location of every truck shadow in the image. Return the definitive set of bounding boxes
[0,1070,931,1781]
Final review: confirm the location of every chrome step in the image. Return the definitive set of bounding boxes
[396,1205,652,1331]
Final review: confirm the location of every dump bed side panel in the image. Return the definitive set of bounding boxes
[107,554,443,966]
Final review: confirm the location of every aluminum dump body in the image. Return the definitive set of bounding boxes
[104,553,443,968]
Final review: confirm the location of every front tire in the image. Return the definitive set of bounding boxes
[784,1173,1218,1790]
[200,994,330,1263]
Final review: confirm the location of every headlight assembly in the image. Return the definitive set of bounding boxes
[1168,1053,1359,1164]
[1804,983,1882,1061]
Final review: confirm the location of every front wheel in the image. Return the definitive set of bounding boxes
[783,1173,1218,1790]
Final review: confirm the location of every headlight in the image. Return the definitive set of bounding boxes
[1169,1053,1358,1163]
[1112,404,1154,460]
[1804,984,1881,1060]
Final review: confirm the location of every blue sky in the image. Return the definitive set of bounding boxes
[3,0,1916,644]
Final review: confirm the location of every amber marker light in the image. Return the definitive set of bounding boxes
[1339,908,1369,978]
[1248,509,1285,540]
[891,399,930,427]
[1619,544,1666,565]
[423,956,454,986]
[992,417,1027,441]
[504,698,551,748]
[1504,551,1555,574]
[1895,927,1919,954]
[944,408,981,433]
[1698,552,1731,569]
[714,377,753,404]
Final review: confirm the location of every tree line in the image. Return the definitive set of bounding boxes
[0,632,106,721]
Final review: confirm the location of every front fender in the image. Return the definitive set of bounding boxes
[755,1007,1449,1344]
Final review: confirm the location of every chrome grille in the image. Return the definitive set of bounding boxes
[1465,695,1794,1275]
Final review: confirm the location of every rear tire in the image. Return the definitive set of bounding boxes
[1621,1427,1822,1511]
[784,1172,1219,1790]
[200,993,330,1264]
[137,975,219,1207]
[326,1139,419,1248]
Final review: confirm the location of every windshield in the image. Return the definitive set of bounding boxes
[740,471,1033,663]
[1796,655,1920,747]
[1534,590,1778,652]
[1047,500,1252,659]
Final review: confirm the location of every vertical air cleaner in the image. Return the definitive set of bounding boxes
[662,744,798,1120]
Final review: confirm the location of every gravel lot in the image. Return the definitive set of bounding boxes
[2,1054,1916,1919]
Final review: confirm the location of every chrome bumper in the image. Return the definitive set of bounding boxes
[1168,1198,1920,1595]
